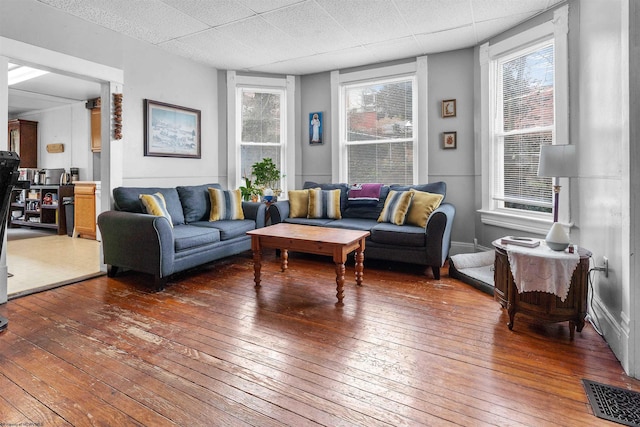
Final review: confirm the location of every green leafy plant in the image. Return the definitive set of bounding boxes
[239,177,262,201]
[251,158,282,190]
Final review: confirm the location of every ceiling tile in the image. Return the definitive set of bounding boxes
[394,0,473,35]
[474,13,537,44]
[414,25,478,54]
[366,36,425,63]
[471,0,551,22]
[237,0,306,14]
[160,0,255,27]
[315,0,411,44]
[262,1,360,54]
[214,16,309,63]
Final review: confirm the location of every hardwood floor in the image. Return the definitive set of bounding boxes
[0,250,637,426]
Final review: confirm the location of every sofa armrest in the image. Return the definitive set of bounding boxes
[97,210,175,278]
[242,201,267,228]
[425,202,456,268]
[268,200,290,224]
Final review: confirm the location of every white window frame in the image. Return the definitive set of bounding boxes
[479,5,569,235]
[331,58,428,184]
[226,71,295,195]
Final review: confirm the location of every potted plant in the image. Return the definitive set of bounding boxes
[251,158,283,196]
[239,177,262,202]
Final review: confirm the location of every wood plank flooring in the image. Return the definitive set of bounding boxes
[0,250,638,426]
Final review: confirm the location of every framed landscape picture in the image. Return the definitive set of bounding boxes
[144,99,201,158]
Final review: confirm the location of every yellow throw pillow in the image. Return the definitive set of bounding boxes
[288,189,311,218]
[308,188,342,219]
[377,190,414,225]
[208,188,244,221]
[139,192,173,227]
[405,189,444,228]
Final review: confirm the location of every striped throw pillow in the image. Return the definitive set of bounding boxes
[378,190,414,225]
[208,188,244,221]
[139,192,173,227]
[307,188,342,219]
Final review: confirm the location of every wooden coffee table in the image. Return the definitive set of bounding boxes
[247,223,370,304]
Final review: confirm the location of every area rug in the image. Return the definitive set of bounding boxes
[582,379,640,426]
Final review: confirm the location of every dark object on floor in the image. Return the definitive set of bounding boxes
[0,151,22,333]
[583,379,640,427]
[448,250,495,295]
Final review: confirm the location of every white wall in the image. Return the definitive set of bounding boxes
[575,0,633,375]
[17,102,92,179]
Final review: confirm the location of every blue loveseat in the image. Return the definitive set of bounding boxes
[268,181,455,279]
[97,183,267,290]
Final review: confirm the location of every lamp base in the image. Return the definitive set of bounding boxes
[546,222,570,251]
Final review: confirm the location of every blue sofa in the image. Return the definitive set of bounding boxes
[97,183,267,290]
[268,182,455,279]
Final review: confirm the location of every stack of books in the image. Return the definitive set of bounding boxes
[500,236,540,248]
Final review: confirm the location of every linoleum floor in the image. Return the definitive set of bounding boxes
[7,232,103,298]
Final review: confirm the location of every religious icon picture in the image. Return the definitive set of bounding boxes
[309,112,323,145]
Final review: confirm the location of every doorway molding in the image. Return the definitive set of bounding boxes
[0,36,124,304]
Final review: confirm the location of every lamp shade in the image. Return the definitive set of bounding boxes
[537,145,577,178]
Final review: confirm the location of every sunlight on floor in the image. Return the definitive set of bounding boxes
[7,235,103,298]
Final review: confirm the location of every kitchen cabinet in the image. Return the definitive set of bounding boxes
[74,182,97,239]
[9,185,74,235]
[89,97,101,152]
[8,119,38,168]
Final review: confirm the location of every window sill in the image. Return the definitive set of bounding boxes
[478,209,573,236]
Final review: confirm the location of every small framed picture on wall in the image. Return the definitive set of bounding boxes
[443,131,457,149]
[309,112,323,145]
[442,99,456,118]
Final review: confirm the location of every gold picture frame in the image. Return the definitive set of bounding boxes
[442,99,456,118]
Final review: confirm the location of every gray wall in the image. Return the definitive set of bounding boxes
[297,50,476,247]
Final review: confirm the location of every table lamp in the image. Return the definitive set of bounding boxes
[537,144,577,251]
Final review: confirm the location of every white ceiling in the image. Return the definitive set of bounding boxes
[10,0,563,115]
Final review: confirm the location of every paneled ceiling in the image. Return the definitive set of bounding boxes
[36,0,563,75]
[10,0,563,115]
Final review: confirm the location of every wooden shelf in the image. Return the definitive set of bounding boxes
[8,184,75,235]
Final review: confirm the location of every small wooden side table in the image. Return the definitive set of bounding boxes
[492,239,592,339]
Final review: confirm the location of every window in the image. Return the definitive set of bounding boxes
[494,41,554,214]
[479,5,569,233]
[238,87,284,189]
[340,75,416,185]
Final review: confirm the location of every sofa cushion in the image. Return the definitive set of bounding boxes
[303,182,350,214]
[173,224,221,252]
[288,189,311,218]
[378,190,414,225]
[177,183,222,223]
[343,186,390,220]
[284,217,334,226]
[208,188,244,221]
[192,219,256,240]
[323,218,378,232]
[308,188,341,219]
[390,181,446,198]
[405,189,444,228]
[370,223,426,247]
[139,193,173,227]
[113,187,185,225]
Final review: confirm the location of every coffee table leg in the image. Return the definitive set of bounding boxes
[355,246,364,286]
[281,249,288,272]
[335,262,345,304]
[251,237,261,288]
